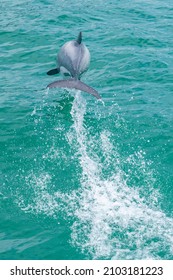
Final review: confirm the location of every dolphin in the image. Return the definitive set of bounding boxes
[47,32,101,99]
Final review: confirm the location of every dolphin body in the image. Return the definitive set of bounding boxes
[47,32,101,99]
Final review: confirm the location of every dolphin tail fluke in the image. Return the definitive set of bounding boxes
[76,32,82,44]
[47,68,60,75]
[47,78,101,99]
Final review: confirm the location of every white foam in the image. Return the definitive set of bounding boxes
[68,92,173,259]
[17,91,173,259]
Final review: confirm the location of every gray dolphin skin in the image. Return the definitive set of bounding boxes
[47,32,101,99]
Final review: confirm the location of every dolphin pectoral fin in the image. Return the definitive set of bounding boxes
[47,68,60,75]
[47,79,101,99]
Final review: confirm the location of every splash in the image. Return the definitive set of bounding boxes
[17,172,59,217]
[67,92,173,259]
[16,91,173,260]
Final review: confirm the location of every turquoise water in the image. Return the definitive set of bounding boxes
[1,0,173,260]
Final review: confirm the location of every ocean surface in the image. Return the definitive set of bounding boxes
[1,0,173,260]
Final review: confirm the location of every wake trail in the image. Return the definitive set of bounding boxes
[16,92,173,260]
[68,92,173,260]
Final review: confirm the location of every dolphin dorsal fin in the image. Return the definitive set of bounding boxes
[76,32,82,44]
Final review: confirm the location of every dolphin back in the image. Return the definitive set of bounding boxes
[47,78,101,99]
[58,40,90,78]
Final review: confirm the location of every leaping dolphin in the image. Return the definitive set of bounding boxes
[47,32,101,99]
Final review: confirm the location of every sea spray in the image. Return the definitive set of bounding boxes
[15,92,173,260]
[68,93,173,259]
